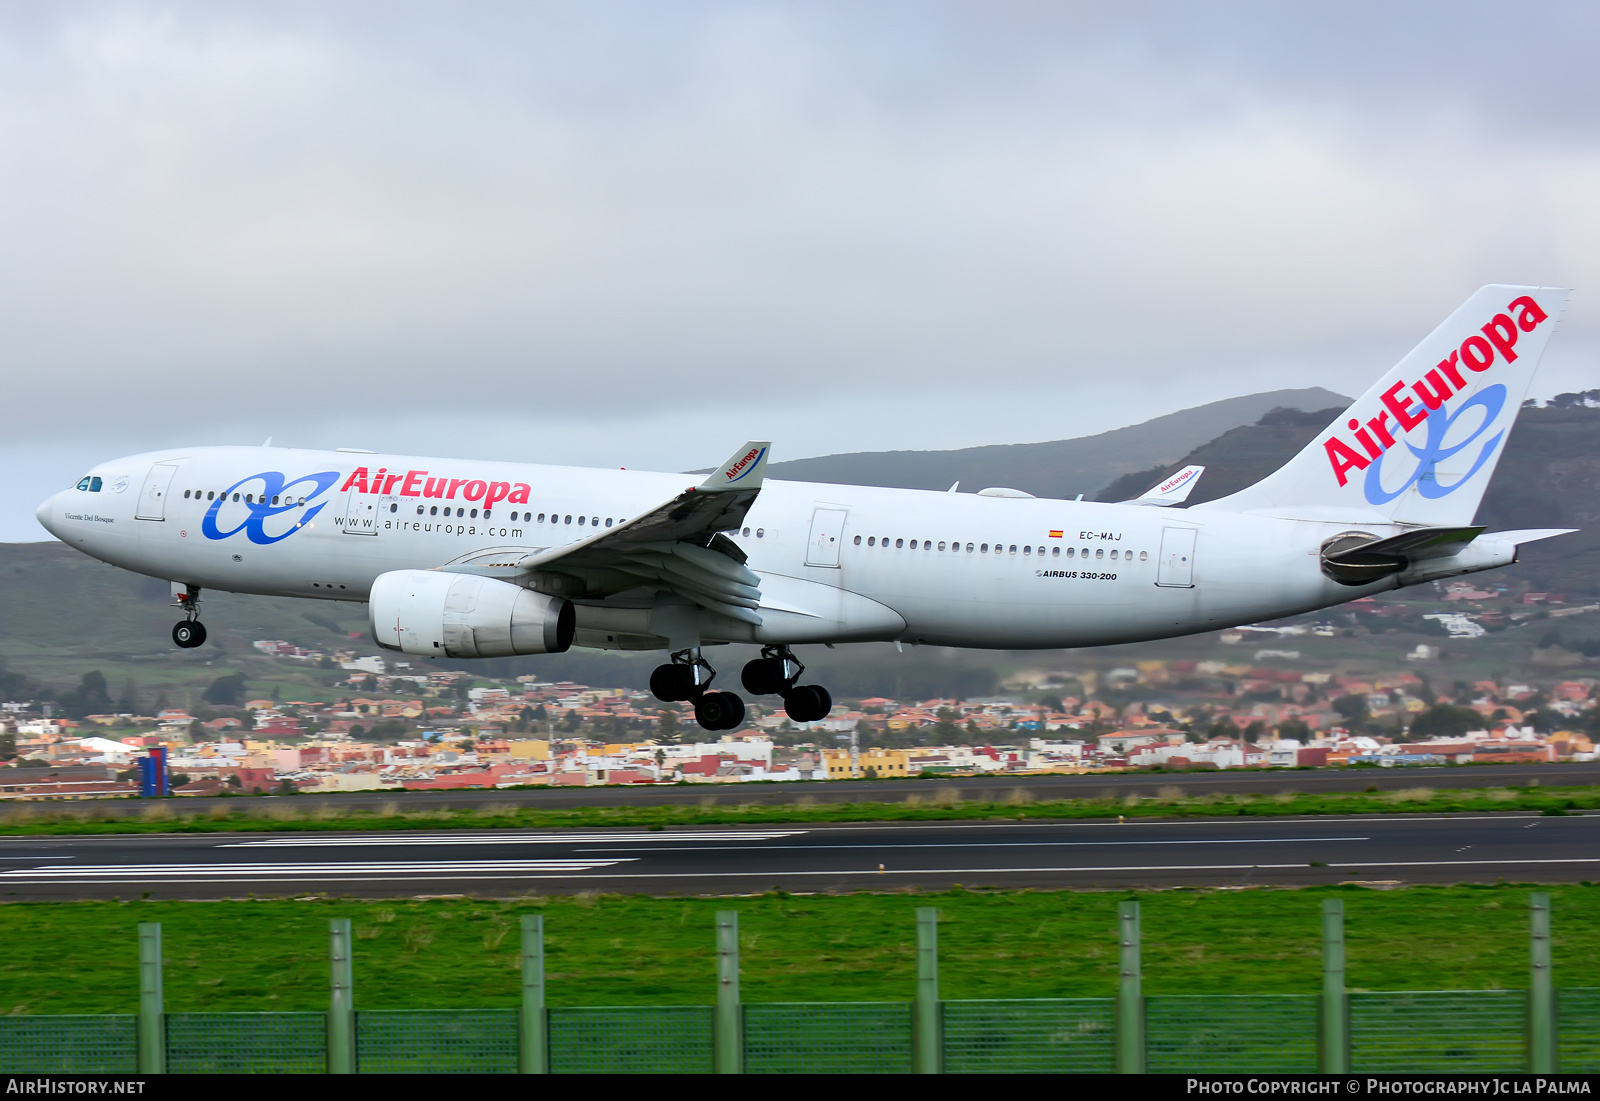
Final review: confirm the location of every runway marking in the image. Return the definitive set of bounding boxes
[0,859,634,880]
[575,836,1370,853]
[220,831,806,848]
[7,855,1598,886]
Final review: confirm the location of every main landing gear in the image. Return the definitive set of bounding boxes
[741,646,832,724]
[171,586,207,649]
[649,646,834,731]
[650,649,745,731]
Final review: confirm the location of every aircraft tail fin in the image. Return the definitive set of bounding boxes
[698,442,770,493]
[1196,286,1569,526]
[1129,465,1204,506]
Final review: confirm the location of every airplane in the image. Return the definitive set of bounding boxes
[36,284,1575,733]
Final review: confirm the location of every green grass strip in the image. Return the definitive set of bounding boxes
[1,884,1596,1014]
[0,782,1591,835]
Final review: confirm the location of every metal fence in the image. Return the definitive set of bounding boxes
[1146,994,1319,1074]
[547,1006,712,1074]
[357,1009,519,1075]
[1559,988,1600,1073]
[0,1015,137,1074]
[1350,991,1529,1073]
[0,898,1584,1074]
[165,1012,326,1074]
[942,998,1114,1074]
[744,1002,912,1074]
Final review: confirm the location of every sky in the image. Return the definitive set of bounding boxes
[5,1,1600,541]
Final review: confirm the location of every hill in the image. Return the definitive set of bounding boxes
[1095,405,1345,504]
[760,388,1349,498]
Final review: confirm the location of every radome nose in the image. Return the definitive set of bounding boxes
[36,492,61,538]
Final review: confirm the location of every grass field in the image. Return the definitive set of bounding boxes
[0,782,1592,837]
[2,884,1593,1015]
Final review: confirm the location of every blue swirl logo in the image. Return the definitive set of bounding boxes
[1363,385,1506,505]
[201,471,340,545]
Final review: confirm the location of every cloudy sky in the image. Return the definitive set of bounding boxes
[6,1,1599,540]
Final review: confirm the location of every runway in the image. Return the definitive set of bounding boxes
[1,811,1594,899]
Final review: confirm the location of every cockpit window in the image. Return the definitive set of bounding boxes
[76,477,91,491]
[90,477,102,491]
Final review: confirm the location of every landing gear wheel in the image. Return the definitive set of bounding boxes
[741,657,785,696]
[695,691,746,731]
[783,684,832,723]
[172,621,206,649]
[650,664,695,702]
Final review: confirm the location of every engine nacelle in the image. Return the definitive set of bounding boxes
[369,570,575,658]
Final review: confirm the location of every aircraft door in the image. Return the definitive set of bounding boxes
[135,463,179,520]
[1156,527,1197,588]
[805,508,848,567]
[340,486,381,535]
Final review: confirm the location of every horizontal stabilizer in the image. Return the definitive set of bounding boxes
[1130,465,1204,506]
[1321,525,1483,585]
[1484,528,1578,546]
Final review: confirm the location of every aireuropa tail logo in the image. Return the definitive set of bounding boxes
[723,446,766,483]
[1363,384,1505,504]
[201,471,339,544]
[1323,294,1549,505]
[1157,468,1199,495]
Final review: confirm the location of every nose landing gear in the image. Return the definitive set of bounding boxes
[650,648,745,731]
[171,586,207,649]
[741,646,832,723]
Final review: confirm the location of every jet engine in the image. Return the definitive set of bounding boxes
[369,570,574,658]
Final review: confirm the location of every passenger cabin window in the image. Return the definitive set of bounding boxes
[895,538,903,548]
[1096,548,1104,559]
[1140,550,1149,561]
[854,535,862,545]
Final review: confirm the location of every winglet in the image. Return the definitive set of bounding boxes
[1131,465,1205,506]
[699,441,771,492]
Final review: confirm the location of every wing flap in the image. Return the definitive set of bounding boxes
[453,441,776,628]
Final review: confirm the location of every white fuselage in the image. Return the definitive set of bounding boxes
[37,445,1405,651]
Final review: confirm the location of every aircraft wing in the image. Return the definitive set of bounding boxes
[438,441,771,626]
[1129,465,1204,506]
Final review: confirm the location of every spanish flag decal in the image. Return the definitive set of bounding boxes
[1048,530,1064,538]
